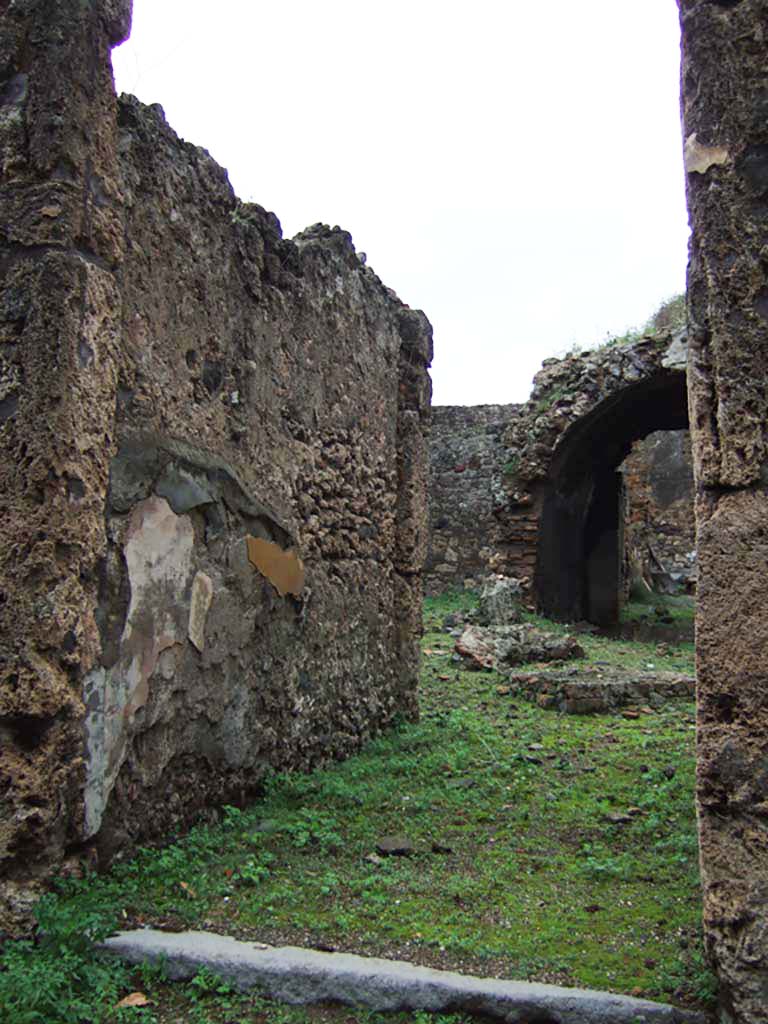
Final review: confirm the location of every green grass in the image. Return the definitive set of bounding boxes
[0,592,714,1023]
[573,293,686,356]
[509,607,696,675]
[622,591,696,625]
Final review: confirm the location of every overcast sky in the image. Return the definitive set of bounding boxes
[112,2,689,405]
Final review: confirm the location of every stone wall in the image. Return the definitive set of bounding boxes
[427,393,695,608]
[621,431,696,594]
[679,1,768,1019]
[0,0,431,931]
[425,404,519,593]
[497,334,689,622]
[426,337,690,615]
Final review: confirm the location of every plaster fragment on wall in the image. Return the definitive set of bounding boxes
[246,535,305,597]
[662,332,688,371]
[82,667,107,838]
[83,496,194,838]
[684,132,729,174]
[188,571,213,652]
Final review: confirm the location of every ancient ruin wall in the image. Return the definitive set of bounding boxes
[621,431,696,594]
[425,404,519,593]
[679,1,768,1019]
[0,0,431,931]
[427,398,695,601]
[494,334,689,620]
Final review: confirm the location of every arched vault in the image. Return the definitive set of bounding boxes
[496,332,688,623]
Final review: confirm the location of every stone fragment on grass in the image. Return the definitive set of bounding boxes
[442,612,464,629]
[496,627,584,667]
[603,812,634,826]
[476,576,523,626]
[455,625,497,670]
[430,839,453,854]
[454,624,584,672]
[101,928,709,1023]
[375,836,415,857]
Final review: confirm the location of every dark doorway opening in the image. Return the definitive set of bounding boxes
[535,369,689,624]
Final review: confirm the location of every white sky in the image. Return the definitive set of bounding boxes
[112,1,689,405]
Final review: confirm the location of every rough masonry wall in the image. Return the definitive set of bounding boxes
[0,0,133,932]
[621,431,696,594]
[426,398,695,601]
[425,404,519,593]
[679,2,768,1020]
[0,0,431,932]
[495,334,688,618]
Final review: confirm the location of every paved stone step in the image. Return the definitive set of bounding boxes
[102,929,707,1024]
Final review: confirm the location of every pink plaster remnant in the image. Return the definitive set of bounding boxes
[121,496,195,718]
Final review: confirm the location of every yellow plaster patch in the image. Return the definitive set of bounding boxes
[246,536,305,597]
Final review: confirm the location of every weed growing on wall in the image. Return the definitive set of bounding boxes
[576,293,687,355]
[502,454,520,477]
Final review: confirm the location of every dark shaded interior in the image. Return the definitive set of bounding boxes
[535,370,689,624]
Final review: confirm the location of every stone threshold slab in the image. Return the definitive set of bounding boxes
[102,929,707,1024]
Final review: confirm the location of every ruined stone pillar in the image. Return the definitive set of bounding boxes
[394,309,433,719]
[679,1,768,1019]
[0,0,131,931]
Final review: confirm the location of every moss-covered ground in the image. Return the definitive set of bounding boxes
[0,591,714,1023]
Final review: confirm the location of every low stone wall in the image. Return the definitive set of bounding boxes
[509,668,696,715]
[0,0,431,931]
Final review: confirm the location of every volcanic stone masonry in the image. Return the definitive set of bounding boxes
[0,0,431,932]
[425,403,519,593]
[679,1,768,1021]
[622,430,696,595]
[495,331,690,624]
[426,403,696,600]
[426,333,693,612]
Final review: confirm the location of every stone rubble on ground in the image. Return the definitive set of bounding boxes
[476,575,524,625]
[455,624,585,672]
[506,667,696,715]
[375,836,415,857]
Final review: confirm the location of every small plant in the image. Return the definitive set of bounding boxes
[222,804,244,829]
[644,293,686,334]
[0,894,129,1024]
[533,384,566,413]
[188,966,237,1001]
[503,454,521,477]
[319,870,341,895]
[237,852,274,886]
[280,808,343,853]
[579,843,633,880]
